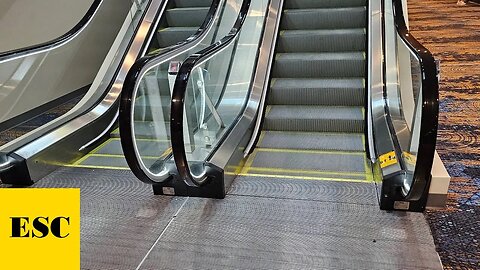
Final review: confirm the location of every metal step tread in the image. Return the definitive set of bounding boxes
[167,7,210,11]
[166,7,210,27]
[277,28,366,53]
[268,78,365,106]
[258,131,365,152]
[266,105,364,121]
[271,78,364,89]
[158,27,199,33]
[247,147,367,174]
[284,7,367,13]
[284,0,367,9]
[276,52,365,61]
[280,28,366,37]
[174,0,213,8]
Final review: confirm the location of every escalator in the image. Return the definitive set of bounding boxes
[152,0,213,50]
[0,0,242,184]
[0,0,133,146]
[254,0,369,184]
[120,0,439,212]
[0,0,444,267]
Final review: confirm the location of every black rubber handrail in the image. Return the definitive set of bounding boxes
[170,0,251,187]
[391,0,439,200]
[0,0,102,61]
[119,0,222,184]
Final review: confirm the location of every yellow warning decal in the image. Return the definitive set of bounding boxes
[402,151,417,166]
[379,151,397,168]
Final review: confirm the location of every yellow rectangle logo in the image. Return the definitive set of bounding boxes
[0,188,80,269]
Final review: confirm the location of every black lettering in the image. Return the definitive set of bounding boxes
[51,217,70,238]
[32,217,49,238]
[10,217,29,238]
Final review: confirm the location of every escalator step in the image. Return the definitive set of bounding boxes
[272,52,365,78]
[264,105,364,133]
[156,27,198,48]
[284,0,367,9]
[281,7,366,30]
[133,95,171,122]
[258,131,365,152]
[277,29,366,53]
[174,0,213,8]
[249,149,366,174]
[166,7,210,27]
[269,78,365,106]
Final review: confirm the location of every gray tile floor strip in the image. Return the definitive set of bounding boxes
[16,168,187,270]
[2,165,442,269]
[251,150,366,173]
[140,196,442,269]
[229,175,378,205]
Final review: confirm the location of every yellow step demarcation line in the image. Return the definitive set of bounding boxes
[109,137,170,143]
[85,153,167,160]
[226,172,370,183]
[71,138,114,166]
[362,135,374,182]
[240,149,258,175]
[255,147,366,156]
[262,130,364,140]
[237,131,375,183]
[265,105,273,117]
[68,132,173,169]
[262,130,365,137]
[247,166,368,178]
[64,164,129,170]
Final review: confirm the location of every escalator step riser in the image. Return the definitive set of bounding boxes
[166,8,210,27]
[269,87,365,106]
[284,0,367,9]
[264,119,364,133]
[174,0,213,8]
[277,30,366,53]
[281,8,366,30]
[272,55,365,78]
[258,131,365,152]
[156,28,198,48]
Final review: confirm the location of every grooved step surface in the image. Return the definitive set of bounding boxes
[269,78,365,106]
[174,0,212,8]
[20,168,188,270]
[156,27,198,47]
[278,29,366,52]
[140,196,442,269]
[264,105,364,132]
[95,139,169,157]
[258,131,365,152]
[284,0,367,9]
[272,52,365,78]
[230,176,377,204]
[166,7,210,27]
[249,149,366,174]
[81,155,129,168]
[281,7,367,30]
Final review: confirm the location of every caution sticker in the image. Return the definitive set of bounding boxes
[402,151,417,166]
[379,151,398,168]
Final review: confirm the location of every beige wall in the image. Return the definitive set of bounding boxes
[0,0,95,52]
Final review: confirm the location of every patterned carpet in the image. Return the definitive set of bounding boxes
[0,95,83,146]
[407,0,480,268]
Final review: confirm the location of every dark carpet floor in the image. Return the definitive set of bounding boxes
[0,95,83,146]
[408,0,480,268]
